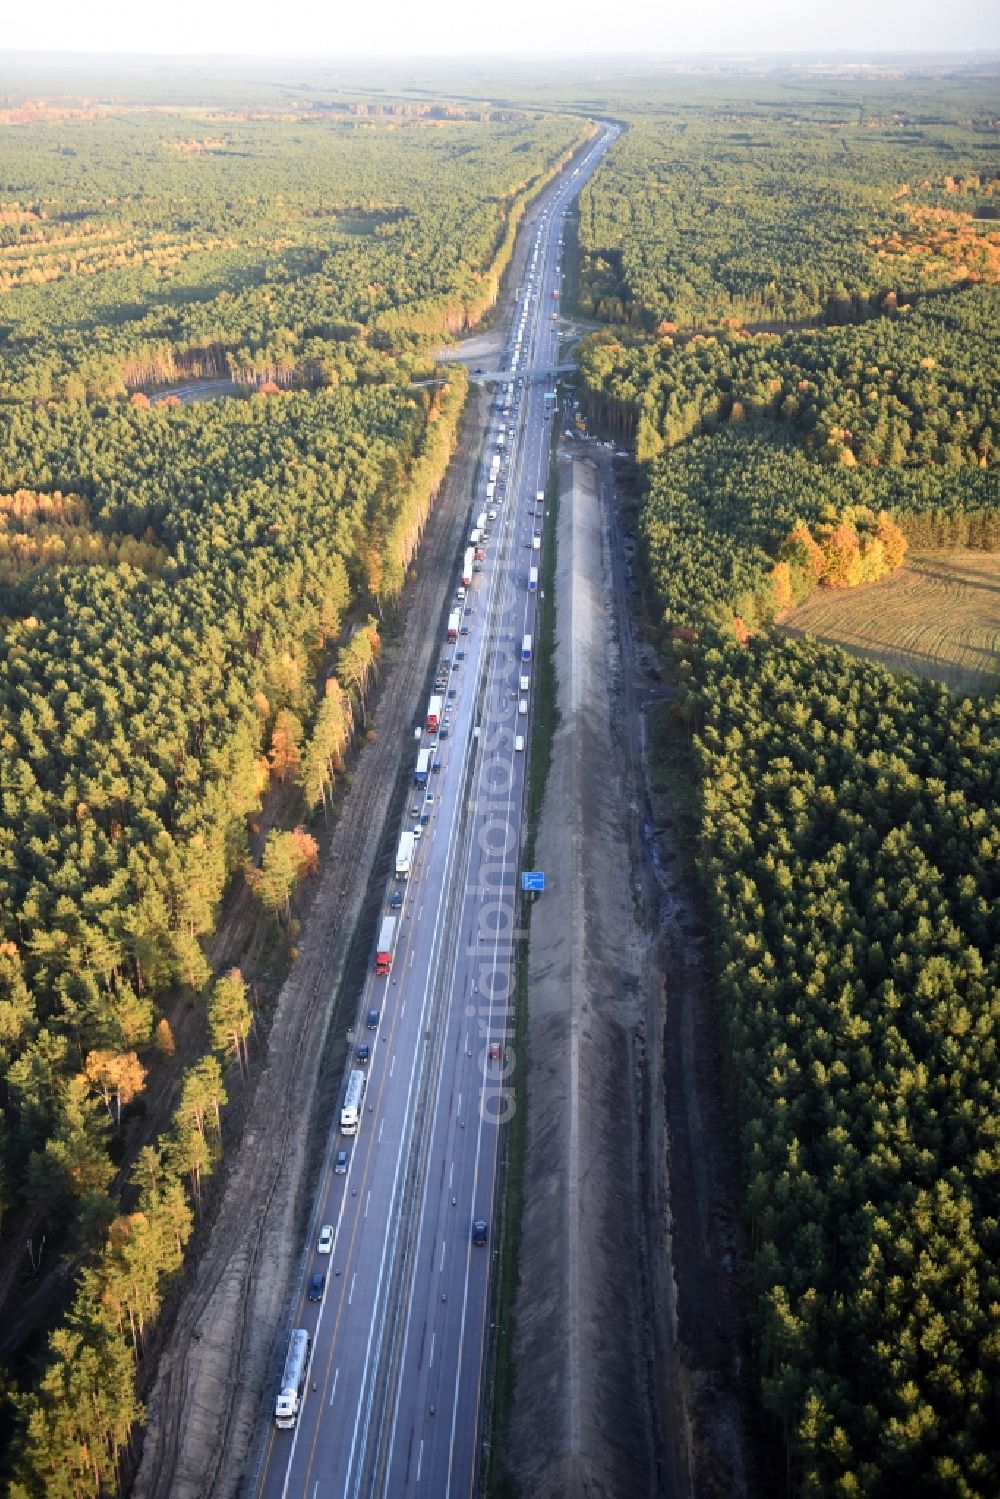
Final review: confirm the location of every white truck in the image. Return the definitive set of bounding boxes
[274,1329,311,1428]
[341,1068,367,1134]
[519,673,530,691]
[396,829,415,878]
[462,548,474,585]
[476,511,487,532]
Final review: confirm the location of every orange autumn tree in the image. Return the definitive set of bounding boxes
[777,508,908,600]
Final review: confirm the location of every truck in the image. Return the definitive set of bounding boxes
[536,490,545,504]
[490,454,501,478]
[477,511,488,532]
[447,608,461,642]
[462,548,474,586]
[522,633,533,662]
[520,673,530,691]
[475,545,486,561]
[529,566,538,592]
[414,748,431,787]
[341,1068,367,1134]
[486,481,496,501]
[274,1329,311,1428]
[426,695,443,733]
[375,916,396,976]
[396,829,416,878]
[532,535,541,552]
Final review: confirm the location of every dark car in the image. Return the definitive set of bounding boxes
[472,1219,488,1247]
[460,625,469,636]
[432,758,442,773]
[390,889,403,910]
[448,688,457,699]
[366,1008,379,1031]
[456,651,465,661]
[355,1044,370,1065]
[308,1271,326,1302]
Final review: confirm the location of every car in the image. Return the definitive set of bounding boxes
[317,1223,334,1254]
[488,509,497,520]
[432,758,442,772]
[366,1009,379,1030]
[355,1043,370,1064]
[308,1271,326,1302]
[390,890,403,910]
[456,651,465,661]
[460,626,469,636]
[410,802,421,816]
[425,792,435,806]
[465,606,473,615]
[472,1219,488,1247]
[448,688,457,699]
[515,735,525,752]
[488,1041,502,1062]
[420,810,430,825]
[439,726,450,739]
[413,825,422,840]
[334,1149,348,1175]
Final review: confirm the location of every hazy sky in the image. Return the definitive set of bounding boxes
[4,0,999,58]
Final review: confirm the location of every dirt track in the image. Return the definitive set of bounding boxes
[506,445,750,1497]
[508,453,670,1497]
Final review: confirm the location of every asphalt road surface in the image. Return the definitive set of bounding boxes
[257,123,619,1499]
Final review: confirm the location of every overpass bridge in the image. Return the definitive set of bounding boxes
[466,363,576,384]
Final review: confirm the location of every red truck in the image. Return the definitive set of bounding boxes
[375,915,396,976]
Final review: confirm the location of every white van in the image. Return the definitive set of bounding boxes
[456,586,466,601]
[514,735,525,753]
[519,674,530,691]
[518,698,528,715]
[532,537,540,552]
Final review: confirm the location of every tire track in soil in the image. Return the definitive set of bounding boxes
[131,384,493,1499]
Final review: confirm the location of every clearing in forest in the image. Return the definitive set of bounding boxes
[781,550,1000,695]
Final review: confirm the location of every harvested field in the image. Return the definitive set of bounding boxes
[781,549,1000,694]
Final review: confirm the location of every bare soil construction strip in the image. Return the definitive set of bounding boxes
[507,454,667,1498]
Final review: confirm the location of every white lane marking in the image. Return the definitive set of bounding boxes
[349,1273,357,1306]
[429,1331,436,1369]
[416,1440,424,1484]
[330,1367,340,1406]
[457,1093,462,1117]
[439,1239,446,1272]
[364,1191,371,1219]
[390,1055,396,1079]
[448,1160,454,1189]
[419,904,424,920]
[378,1117,385,1143]
[409,949,415,968]
[400,999,406,1018]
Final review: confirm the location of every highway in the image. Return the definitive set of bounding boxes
[256,122,619,1499]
